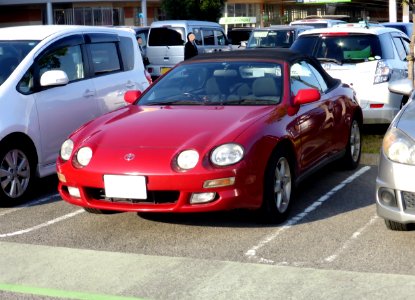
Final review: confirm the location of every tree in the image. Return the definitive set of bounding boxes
[161,0,225,22]
[401,0,415,83]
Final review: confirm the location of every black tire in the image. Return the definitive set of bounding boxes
[83,207,119,214]
[0,142,36,207]
[384,219,412,231]
[341,118,361,170]
[259,148,294,224]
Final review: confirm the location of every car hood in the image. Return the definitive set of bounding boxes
[79,105,274,149]
[396,100,415,140]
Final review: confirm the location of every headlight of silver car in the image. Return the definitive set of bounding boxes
[383,127,415,165]
[76,147,93,167]
[60,139,74,161]
[211,143,244,166]
[177,149,199,170]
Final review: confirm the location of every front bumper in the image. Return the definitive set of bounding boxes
[376,150,415,224]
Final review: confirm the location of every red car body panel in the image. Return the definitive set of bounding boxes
[56,51,361,214]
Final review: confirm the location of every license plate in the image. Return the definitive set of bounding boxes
[161,67,171,75]
[104,175,147,199]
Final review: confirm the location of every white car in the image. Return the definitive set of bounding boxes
[0,25,151,206]
[376,79,415,231]
[291,24,410,124]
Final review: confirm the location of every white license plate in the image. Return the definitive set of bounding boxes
[104,175,147,199]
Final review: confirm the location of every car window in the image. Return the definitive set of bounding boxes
[119,36,134,71]
[392,36,408,61]
[216,30,228,46]
[89,43,120,75]
[203,29,215,46]
[290,35,317,56]
[38,45,85,83]
[0,41,38,86]
[290,61,322,96]
[148,27,185,46]
[139,61,283,105]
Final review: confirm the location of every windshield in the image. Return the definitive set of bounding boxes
[148,27,185,46]
[0,41,38,86]
[247,30,295,48]
[139,61,283,106]
[292,34,383,63]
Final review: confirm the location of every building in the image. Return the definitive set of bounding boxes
[0,0,407,29]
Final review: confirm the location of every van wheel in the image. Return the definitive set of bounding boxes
[258,148,294,224]
[0,142,36,207]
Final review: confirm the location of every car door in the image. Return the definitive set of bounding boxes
[86,34,137,114]
[290,60,335,170]
[33,37,99,168]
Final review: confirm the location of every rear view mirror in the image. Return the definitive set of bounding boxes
[388,78,413,96]
[124,90,142,104]
[293,88,321,105]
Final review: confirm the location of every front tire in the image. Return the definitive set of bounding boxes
[259,148,294,224]
[0,142,36,207]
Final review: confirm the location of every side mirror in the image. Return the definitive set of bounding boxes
[388,78,413,96]
[40,70,69,87]
[293,88,321,105]
[124,90,142,104]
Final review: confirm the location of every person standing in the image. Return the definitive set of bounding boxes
[184,32,198,60]
[137,36,150,67]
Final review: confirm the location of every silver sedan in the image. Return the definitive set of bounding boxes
[376,79,415,230]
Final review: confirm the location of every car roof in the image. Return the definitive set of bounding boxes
[0,25,132,41]
[186,48,307,63]
[298,25,404,36]
[259,25,314,31]
[291,19,346,24]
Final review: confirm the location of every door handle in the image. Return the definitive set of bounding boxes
[83,89,95,97]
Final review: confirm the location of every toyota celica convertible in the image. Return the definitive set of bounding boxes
[56,49,362,224]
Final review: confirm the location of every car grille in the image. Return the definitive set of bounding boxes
[403,191,415,212]
[85,188,179,204]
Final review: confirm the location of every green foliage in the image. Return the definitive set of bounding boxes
[161,0,224,22]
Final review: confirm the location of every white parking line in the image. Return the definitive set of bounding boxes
[0,193,60,217]
[0,209,84,238]
[245,166,371,264]
[324,214,379,263]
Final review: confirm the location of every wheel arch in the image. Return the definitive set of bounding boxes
[0,132,39,176]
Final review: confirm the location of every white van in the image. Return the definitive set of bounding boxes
[0,25,151,206]
[146,20,232,79]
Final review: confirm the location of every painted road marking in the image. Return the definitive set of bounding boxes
[245,166,371,264]
[0,193,59,217]
[0,209,84,238]
[0,283,143,300]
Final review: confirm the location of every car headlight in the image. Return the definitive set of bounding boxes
[76,147,93,167]
[383,127,415,165]
[211,143,244,166]
[60,139,74,161]
[177,150,199,170]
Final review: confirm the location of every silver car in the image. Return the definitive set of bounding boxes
[376,79,415,230]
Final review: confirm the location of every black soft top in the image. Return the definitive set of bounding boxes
[186,48,340,89]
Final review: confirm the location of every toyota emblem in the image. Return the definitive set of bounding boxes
[124,153,135,161]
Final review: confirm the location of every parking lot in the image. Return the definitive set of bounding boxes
[1,158,415,299]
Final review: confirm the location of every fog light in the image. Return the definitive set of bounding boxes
[379,188,397,207]
[190,192,216,204]
[68,186,81,198]
[57,172,66,183]
[203,177,235,188]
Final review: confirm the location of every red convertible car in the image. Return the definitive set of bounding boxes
[56,49,362,223]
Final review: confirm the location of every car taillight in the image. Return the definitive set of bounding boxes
[144,70,152,85]
[374,60,391,84]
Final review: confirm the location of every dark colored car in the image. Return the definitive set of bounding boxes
[246,25,313,49]
[56,49,362,224]
[227,27,254,49]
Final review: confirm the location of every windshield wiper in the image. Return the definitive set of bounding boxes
[146,99,203,106]
[317,58,343,65]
